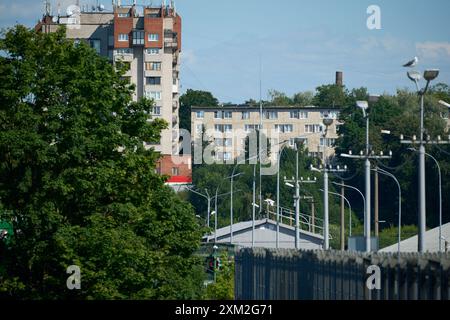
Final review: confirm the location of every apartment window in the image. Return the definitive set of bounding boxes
[214,124,232,133]
[88,39,101,54]
[145,91,162,100]
[133,31,145,45]
[320,111,339,119]
[275,124,293,133]
[196,124,203,134]
[299,111,308,119]
[171,167,179,176]
[320,138,336,147]
[151,106,161,115]
[196,111,204,119]
[305,124,323,133]
[145,48,160,55]
[118,13,130,17]
[145,62,161,71]
[214,138,223,146]
[224,111,232,119]
[242,111,250,120]
[148,33,159,42]
[290,111,299,119]
[146,76,161,85]
[244,124,260,133]
[214,111,222,119]
[223,152,232,161]
[115,48,132,54]
[309,152,323,159]
[224,138,233,147]
[289,138,296,147]
[118,33,129,42]
[265,111,278,119]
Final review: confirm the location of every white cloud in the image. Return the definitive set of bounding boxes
[416,41,450,59]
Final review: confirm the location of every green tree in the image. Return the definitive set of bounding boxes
[293,91,314,106]
[268,89,292,106]
[313,84,348,107]
[179,89,219,133]
[0,25,204,299]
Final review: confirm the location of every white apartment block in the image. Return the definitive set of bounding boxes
[191,105,341,162]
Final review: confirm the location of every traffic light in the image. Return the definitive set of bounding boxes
[206,255,221,273]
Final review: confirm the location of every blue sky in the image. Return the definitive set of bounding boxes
[1,0,449,103]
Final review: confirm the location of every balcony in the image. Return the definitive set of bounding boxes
[172,100,178,110]
[172,130,178,140]
[172,84,179,94]
[164,38,178,49]
[172,115,178,125]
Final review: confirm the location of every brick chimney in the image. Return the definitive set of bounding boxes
[335,71,343,86]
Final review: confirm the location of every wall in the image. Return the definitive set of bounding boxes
[235,248,450,300]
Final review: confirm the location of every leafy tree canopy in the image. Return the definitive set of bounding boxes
[0,25,204,299]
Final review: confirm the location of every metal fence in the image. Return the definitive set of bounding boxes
[235,248,450,300]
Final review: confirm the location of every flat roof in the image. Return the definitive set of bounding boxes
[191,105,342,110]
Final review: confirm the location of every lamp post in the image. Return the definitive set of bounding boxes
[340,95,392,252]
[404,69,439,252]
[408,148,442,252]
[310,113,346,250]
[227,169,243,244]
[284,176,317,249]
[438,100,450,108]
[186,187,212,228]
[372,167,401,256]
[321,189,352,239]
[332,182,366,245]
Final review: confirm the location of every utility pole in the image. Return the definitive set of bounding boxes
[340,96,391,252]
[310,113,346,250]
[283,138,317,249]
[284,176,317,249]
[374,170,379,237]
[227,171,243,244]
[403,69,441,252]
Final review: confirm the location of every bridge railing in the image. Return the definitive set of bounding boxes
[235,247,450,300]
[266,206,324,236]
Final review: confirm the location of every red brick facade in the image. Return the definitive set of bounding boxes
[157,155,192,183]
[114,9,133,48]
[144,16,163,48]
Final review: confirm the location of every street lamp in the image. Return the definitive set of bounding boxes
[284,175,317,249]
[332,181,366,246]
[439,100,450,108]
[406,68,440,252]
[226,170,243,244]
[408,147,443,252]
[372,167,402,256]
[320,188,353,238]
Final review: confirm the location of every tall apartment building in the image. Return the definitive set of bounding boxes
[191,105,341,162]
[35,1,191,186]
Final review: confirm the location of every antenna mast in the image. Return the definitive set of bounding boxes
[258,55,263,216]
[44,0,51,15]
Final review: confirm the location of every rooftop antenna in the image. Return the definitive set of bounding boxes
[258,54,263,216]
[44,0,51,16]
